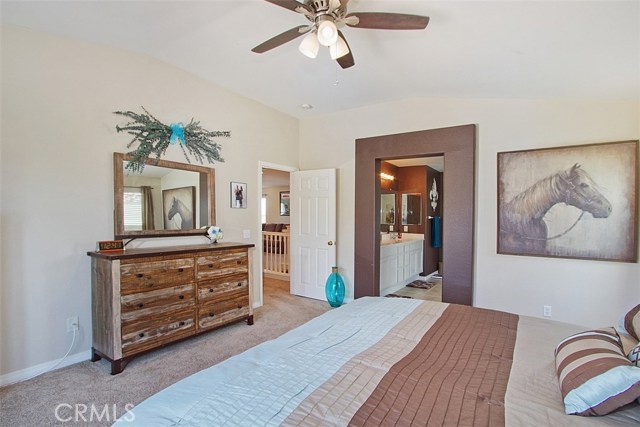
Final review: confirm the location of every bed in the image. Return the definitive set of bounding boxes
[113,297,640,426]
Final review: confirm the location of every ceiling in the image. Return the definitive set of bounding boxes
[2,1,638,119]
[388,156,443,172]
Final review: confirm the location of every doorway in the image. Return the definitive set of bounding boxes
[258,162,296,308]
[353,124,476,305]
[382,157,444,278]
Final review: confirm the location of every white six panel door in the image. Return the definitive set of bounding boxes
[289,169,337,300]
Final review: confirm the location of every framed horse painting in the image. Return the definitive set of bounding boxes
[497,140,638,262]
[162,186,196,230]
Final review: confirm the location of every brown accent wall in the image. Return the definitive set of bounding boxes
[354,124,476,306]
[380,161,398,192]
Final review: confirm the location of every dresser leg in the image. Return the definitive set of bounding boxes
[247,315,254,326]
[90,348,102,362]
[110,359,124,375]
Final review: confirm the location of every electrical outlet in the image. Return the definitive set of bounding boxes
[243,229,251,239]
[543,305,552,318]
[67,316,79,332]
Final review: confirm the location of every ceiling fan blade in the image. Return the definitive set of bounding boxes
[336,30,354,69]
[263,0,311,14]
[345,12,429,30]
[251,26,309,53]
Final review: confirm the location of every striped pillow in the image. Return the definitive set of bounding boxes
[629,342,640,367]
[555,327,640,416]
[623,304,640,340]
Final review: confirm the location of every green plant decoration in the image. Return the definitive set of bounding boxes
[114,107,230,173]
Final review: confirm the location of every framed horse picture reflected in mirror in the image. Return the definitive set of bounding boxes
[162,186,196,230]
[497,140,638,262]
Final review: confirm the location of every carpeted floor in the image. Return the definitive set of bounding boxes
[0,278,330,426]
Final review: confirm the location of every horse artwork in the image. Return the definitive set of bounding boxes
[498,141,638,262]
[499,164,611,254]
[167,197,194,229]
[162,186,196,230]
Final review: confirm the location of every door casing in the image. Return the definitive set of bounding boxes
[354,124,476,305]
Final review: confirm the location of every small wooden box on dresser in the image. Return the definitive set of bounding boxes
[87,242,254,374]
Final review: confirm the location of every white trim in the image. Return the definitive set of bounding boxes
[0,350,91,387]
[257,161,298,308]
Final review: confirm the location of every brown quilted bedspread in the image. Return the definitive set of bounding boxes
[283,303,518,427]
[349,305,518,426]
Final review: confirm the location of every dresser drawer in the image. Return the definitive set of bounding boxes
[121,284,195,324]
[198,295,250,330]
[198,272,248,304]
[197,250,248,280]
[120,258,194,294]
[121,308,196,357]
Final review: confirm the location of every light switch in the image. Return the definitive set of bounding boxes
[243,229,251,239]
[404,226,408,232]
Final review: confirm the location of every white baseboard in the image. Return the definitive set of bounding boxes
[0,350,91,387]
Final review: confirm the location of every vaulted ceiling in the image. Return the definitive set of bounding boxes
[2,0,638,118]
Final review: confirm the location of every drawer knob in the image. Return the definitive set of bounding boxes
[209,288,214,293]
[178,295,184,300]
[208,264,214,268]
[178,268,184,273]
[138,333,145,338]
[179,321,185,326]
[237,261,241,265]
[209,312,215,317]
[138,303,144,308]
[237,304,242,309]
[237,283,242,287]
[136,273,144,278]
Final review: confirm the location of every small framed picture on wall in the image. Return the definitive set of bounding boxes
[231,182,247,209]
[280,191,290,216]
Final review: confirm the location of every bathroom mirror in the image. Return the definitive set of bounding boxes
[401,193,422,225]
[114,153,215,239]
[380,192,396,225]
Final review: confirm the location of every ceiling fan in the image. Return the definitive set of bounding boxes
[251,0,429,69]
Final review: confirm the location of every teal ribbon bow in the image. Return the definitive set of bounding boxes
[169,122,185,145]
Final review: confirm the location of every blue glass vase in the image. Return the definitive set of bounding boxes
[325,267,345,308]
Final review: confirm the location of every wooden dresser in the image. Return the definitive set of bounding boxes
[87,243,254,374]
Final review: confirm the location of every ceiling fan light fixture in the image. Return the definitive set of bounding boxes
[316,16,338,47]
[299,32,320,58]
[329,35,349,60]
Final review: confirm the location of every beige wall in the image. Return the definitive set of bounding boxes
[299,97,640,327]
[0,27,299,379]
[263,186,290,225]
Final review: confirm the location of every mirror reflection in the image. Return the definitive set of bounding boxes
[123,164,200,231]
[380,193,396,225]
[402,193,422,225]
[114,153,215,239]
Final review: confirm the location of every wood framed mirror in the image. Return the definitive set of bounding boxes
[114,153,216,239]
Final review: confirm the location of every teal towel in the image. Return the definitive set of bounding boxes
[431,216,441,248]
